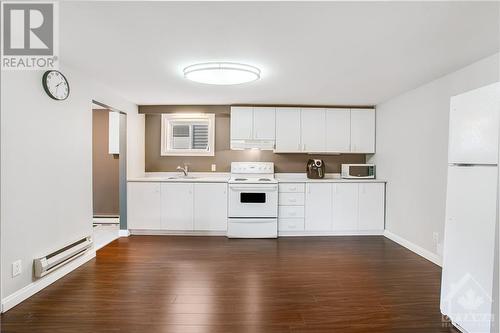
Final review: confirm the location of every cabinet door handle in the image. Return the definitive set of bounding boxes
[289,198,297,202]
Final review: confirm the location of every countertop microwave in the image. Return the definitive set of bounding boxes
[341,164,375,179]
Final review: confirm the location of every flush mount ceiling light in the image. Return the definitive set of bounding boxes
[183,62,260,85]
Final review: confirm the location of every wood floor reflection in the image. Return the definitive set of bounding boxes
[0,236,458,333]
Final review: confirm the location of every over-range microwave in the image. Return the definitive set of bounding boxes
[341,164,375,179]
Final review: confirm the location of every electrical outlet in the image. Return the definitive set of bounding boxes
[211,164,216,172]
[12,260,22,277]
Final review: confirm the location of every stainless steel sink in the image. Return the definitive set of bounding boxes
[167,176,198,180]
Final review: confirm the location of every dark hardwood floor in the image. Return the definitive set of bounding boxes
[1,236,457,333]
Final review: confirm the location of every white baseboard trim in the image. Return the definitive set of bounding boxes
[384,230,442,267]
[119,229,130,237]
[1,250,96,313]
[93,217,119,224]
[130,229,227,236]
[279,230,384,237]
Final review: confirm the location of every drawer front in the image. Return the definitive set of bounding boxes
[279,206,305,218]
[279,183,305,193]
[279,192,305,206]
[279,218,305,231]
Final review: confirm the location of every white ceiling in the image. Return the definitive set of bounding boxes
[60,1,499,106]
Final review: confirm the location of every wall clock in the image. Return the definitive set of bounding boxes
[42,70,70,100]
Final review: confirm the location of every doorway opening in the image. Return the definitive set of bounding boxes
[92,100,127,250]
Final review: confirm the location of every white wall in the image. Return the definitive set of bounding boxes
[370,53,499,264]
[0,63,144,302]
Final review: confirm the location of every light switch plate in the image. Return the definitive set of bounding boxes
[12,260,22,277]
[211,164,216,172]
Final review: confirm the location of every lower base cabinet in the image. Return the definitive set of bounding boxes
[128,181,384,235]
[128,182,228,232]
[161,183,194,230]
[358,183,385,231]
[332,183,358,231]
[302,182,385,233]
[194,183,228,231]
[304,183,333,231]
[127,182,161,229]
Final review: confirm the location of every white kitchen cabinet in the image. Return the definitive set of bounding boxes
[350,109,375,153]
[127,182,161,229]
[301,108,326,152]
[194,183,228,231]
[279,206,305,219]
[253,107,276,140]
[332,183,358,231]
[108,111,120,154]
[275,108,302,152]
[305,183,332,231]
[358,183,385,231]
[326,108,350,152]
[279,192,305,206]
[230,107,253,140]
[279,218,305,232]
[161,183,194,230]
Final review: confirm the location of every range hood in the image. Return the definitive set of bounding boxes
[230,139,275,150]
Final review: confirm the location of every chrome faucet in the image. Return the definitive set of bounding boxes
[176,164,189,177]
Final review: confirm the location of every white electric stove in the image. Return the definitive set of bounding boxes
[227,162,278,238]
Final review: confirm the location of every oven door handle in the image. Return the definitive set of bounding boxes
[230,186,278,192]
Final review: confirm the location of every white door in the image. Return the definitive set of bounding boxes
[448,83,499,165]
[161,183,194,230]
[127,182,161,229]
[358,183,385,231]
[253,107,276,140]
[441,166,497,333]
[230,106,253,140]
[301,108,326,152]
[332,183,358,231]
[305,183,332,231]
[351,109,375,153]
[275,108,301,152]
[326,108,350,152]
[194,183,227,231]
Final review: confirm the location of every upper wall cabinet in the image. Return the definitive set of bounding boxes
[253,107,276,140]
[232,106,375,154]
[108,111,120,154]
[301,108,326,152]
[230,107,275,149]
[326,108,351,153]
[275,108,301,152]
[230,107,253,140]
[350,109,375,153]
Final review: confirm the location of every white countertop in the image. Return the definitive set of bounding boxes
[128,172,386,183]
[128,172,230,183]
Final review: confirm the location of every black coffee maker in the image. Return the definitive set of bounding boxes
[306,159,325,179]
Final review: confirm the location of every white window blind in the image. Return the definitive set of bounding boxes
[161,114,215,156]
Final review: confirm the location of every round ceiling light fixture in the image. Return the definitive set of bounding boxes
[183,62,261,85]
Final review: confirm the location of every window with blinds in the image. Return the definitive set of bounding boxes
[161,114,215,156]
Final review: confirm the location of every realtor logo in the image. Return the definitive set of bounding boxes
[442,273,493,331]
[1,1,58,70]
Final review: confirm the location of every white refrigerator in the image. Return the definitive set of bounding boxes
[441,82,500,333]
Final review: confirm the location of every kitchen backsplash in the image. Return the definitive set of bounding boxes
[141,105,366,173]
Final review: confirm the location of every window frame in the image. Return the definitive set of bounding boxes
[160,113,215,156]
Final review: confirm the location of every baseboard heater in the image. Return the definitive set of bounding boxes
[34,236,93,278]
